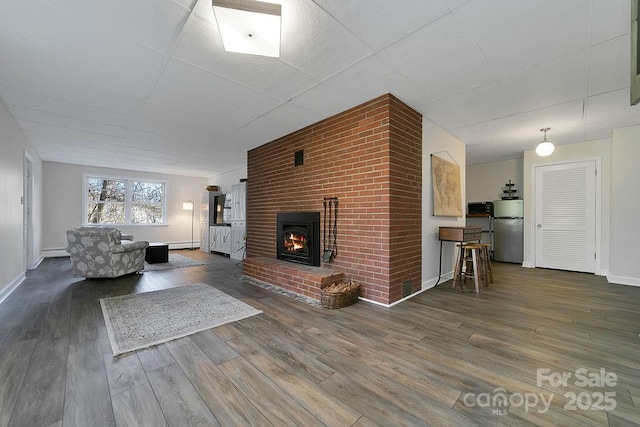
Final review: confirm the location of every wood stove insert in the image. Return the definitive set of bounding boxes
[276,212,321,266]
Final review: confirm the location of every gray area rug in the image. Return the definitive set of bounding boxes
[143,253,210,271]
[100,283,262,356]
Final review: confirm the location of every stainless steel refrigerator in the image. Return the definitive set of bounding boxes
[493,200,524,263]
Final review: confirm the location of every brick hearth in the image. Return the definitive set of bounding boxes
[243,257,343,300]
[244,94,422,305]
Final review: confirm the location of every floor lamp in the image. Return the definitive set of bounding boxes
[183,200,194,250]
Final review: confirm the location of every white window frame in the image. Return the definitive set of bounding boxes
[83,173,168,226]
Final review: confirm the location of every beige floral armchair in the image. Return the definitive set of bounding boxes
[66,227,149,278]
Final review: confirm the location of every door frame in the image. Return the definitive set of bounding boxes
[528,156,603,274]
[23,151,35,270]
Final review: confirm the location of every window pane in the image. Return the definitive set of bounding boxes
[132,182,164,203]
[132,204,164,224]
[87,203,125,224]
[87,178,125,202]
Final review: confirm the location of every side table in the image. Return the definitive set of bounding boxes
[145,242,169,264]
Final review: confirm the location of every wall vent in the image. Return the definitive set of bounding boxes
[402,281,412,297]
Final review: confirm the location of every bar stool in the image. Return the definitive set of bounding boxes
[478,243,493,285]
[453,243,487,293]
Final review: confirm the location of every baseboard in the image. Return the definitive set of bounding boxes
[357,273,452,308]
[170,243,201,250]
[522,261,535,268]
[424,271,454,289]
[0,272,26,305]
[30,255,44,270]
[43,242,201,258]
[606,274,640,287]
[43,248,69,258]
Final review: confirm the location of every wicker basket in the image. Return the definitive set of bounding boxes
[321,273,360,309]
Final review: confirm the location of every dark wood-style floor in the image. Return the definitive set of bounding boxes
[1,252,639,426]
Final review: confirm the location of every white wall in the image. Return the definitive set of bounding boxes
[466,158,523,203]
[422,118,466,289]
[43,162,207,256]
[208,167,247,193]
[522,138,611,275]
[0,100,43,300]
[609,126,640,285]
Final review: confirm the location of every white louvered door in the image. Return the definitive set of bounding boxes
[535,161,596,272]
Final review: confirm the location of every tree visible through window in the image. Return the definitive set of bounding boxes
[85,175,166,225]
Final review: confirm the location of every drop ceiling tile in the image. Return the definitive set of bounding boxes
[0,0,49,44]
[25,131,121,153]
[501,51,587,113]
[449,127,485,145]
[289,83,368,122]
[96,0,191,53]
[121,137,217,161]
[0,38,152,111]
[37,80,144,117]
[36,8,168,81]
[417,103,465,130]
[312,0,451,50]
[34,146,114,166]
[377,13,496,99]
[173,15,318,100]
[465,143,502,165]
[17,121,125,145]
[0,35,42,68]
[455,0,588,78]
[588,35,629,96]
[139,86,259,136]
[488,136,552,157]
[49,0,192,53]
[2,87,133,128]
[130,119,213,145]
[586,116,640,140]
[115,146,194,163]
[432,82,517,126]
[585,88,637,124]
[323,55,432,112]
[278,0,373,79]
[468,100,585,143]
[157,60,280,113]
[11,106,128,138]
[227,102,322,152]
[125,131,211,153]
[591,0,629,45]
[31,140,118,157]
[173,0,198,9]
[111,152,179,166]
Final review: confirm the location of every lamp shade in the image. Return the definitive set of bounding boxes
[536,127,554,156]
[535,141,555,156]
[183,201,194,211]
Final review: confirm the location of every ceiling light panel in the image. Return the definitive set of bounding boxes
[212,0,281,57]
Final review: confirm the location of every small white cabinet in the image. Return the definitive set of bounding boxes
[210,226,231,255]
[230,224,246,260]
[200,191,210,253]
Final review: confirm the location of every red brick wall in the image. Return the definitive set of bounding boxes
[245,94,422,305]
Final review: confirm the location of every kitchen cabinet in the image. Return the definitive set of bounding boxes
[231,182,246,221]
[210,226,231,255]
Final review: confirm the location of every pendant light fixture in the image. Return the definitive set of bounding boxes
[536,127,555,156]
